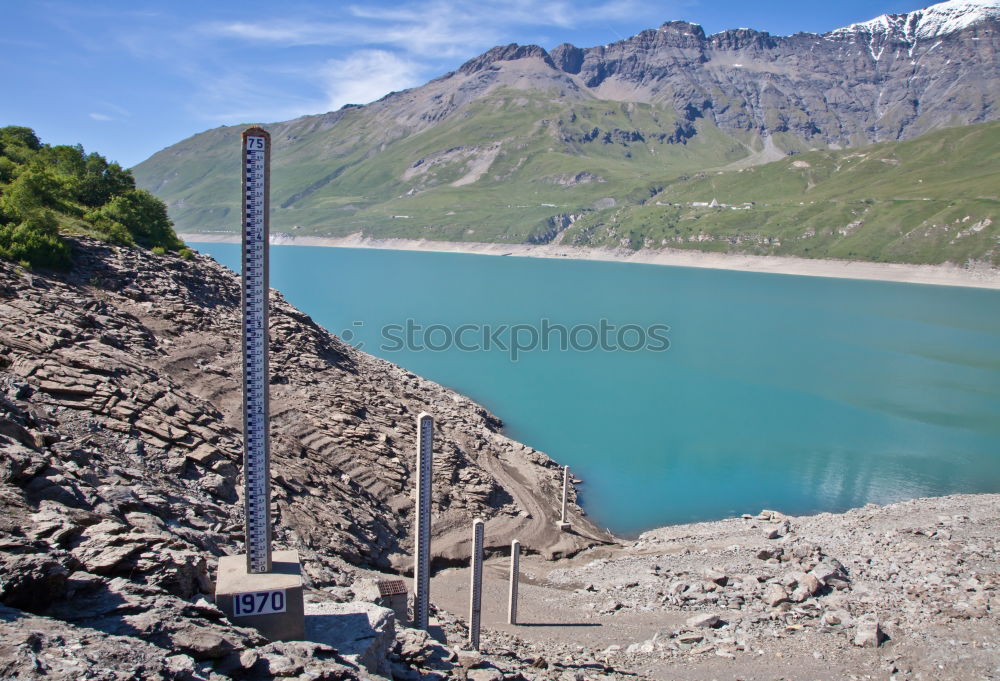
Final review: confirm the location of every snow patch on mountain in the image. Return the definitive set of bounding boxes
[831,0,999,42]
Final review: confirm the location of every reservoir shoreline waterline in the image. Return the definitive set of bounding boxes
[190,241,1000,536]
[180,232,1000,290]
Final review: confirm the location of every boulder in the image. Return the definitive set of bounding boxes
[853,615,885,648]
[397,627,433,661]
[0,552,76,613]
[0,604,181,679]
[237,640,353,679]
[469,668,504,681]
[170,624,241,660]
[703,568,728,586]
[764,583,789,607]
[304,600,396,676]
[781,571,806,588]
[686,613,720,628]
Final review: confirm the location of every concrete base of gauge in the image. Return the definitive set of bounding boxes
[215,549,305,641]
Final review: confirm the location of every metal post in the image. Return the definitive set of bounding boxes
[241,127,272,574]
[558,465,571,531]
[413,412,433,630]
[469,518,484,650]
[508,539,520,625]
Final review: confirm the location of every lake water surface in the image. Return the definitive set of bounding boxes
[194,242,1000,535]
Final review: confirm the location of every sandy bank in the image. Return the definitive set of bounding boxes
[180,232,1000,290]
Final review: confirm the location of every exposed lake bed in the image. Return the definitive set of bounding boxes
[182,233,1000,290]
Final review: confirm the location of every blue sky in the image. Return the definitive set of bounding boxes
[2,0,924,168]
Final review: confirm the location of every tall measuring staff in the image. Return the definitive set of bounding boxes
[242,126,273,574]
[216,127,305,642]
[413,412,434,629]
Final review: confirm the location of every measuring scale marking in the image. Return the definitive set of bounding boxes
[414,413,433,629]
[242,128,272,575]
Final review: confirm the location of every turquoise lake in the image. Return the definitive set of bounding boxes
[194,242,1000,535]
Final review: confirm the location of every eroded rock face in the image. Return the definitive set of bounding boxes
[542,6,1000,147]
[370,4,1000,149]
[0,238,612,678]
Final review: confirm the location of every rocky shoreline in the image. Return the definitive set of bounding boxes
[179,233,1000,290]
[1,239,997,680]
[423,491,1000,681]
[479,493,1000,681]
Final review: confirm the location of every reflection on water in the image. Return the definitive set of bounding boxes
[194,243,1000,535]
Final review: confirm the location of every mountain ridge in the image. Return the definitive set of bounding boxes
[133,0,1000,265]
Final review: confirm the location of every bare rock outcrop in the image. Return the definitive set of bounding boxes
[0,238,613,678]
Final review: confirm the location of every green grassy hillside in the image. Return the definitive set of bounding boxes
[134,88,749,241]
[135,92,999,266]
[561,122,1000,265]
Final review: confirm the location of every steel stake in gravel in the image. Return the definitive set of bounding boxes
[508,538,520,625]
[469,518,485,650]
[558,465,571,531]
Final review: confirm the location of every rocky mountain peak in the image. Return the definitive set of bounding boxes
[457,43,556,75]
[657,20,708,40]
[549,42,584,73]
[707,26,778,50]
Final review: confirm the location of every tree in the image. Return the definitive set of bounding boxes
[0,211,70,269]
[40,144,86,179]
[0,126,184,269]
[0,126,42,152]
[0,157,16,184]
[87,188,181,249]
[74,153,134,207]
[0,167,62,221]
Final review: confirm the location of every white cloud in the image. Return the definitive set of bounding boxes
[320,50,424,110]
[188,51,425,124]
[347,0,653,32]
[89,112,113,121]
[204,20,357,45]
[188,69,325,124]
[201,0,672,55]
[116,0,692,125]
[201,14,499,57]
